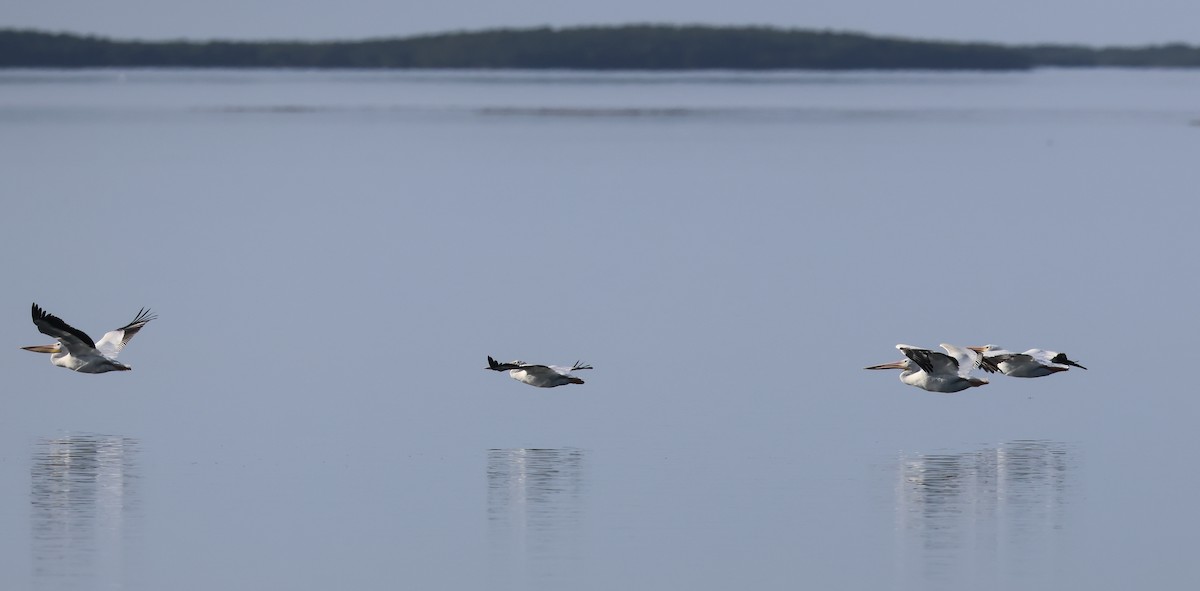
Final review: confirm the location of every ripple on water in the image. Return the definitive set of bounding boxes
[30,434,140,591]
[892,440,1075,588]
[487,448,588,588]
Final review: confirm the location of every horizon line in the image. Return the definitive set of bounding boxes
[3,23,1197,50]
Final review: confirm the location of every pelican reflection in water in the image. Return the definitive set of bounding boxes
[30,434,140,589]
[893,440,1073,588]
[487,448,587,587]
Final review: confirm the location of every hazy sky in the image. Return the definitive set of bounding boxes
[3,0,1197,45]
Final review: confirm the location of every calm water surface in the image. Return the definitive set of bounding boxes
[0,68,1198,590]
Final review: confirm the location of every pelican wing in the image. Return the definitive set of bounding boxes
[898,345,960,377]
[974,346,1012,373]
[549,361,593,375]
[95,308,156,359]
[517,364,558,378]
[939,344,980,379]
[488,356,528,371]
[984,352,1036,373]
[1049,352,1086,370]
[1024,349,1086,370]
[1019,349,1051,363]
[31,303,97,356]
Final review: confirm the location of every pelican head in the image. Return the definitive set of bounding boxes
[21,343,61,354]
[968,345,999,355]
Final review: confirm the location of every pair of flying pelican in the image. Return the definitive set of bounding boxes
[866,343,1086,393]
[19,302,599,388]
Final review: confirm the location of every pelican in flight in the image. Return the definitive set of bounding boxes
[486,356,593,388]
[865,344,988,393]
[968,345,1086,377]
[22,303,156,373]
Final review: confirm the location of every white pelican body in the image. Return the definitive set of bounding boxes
[486,356,592,388]
[969,345,1086,378]
[866,344,988,393]
[22,303,156,373]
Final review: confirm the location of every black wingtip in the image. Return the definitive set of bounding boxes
[898,347,934,375]
[30,302,96,349]
[31,302,53,324]
[1051,353,1087,370]
[979,358,1001,374]
[121,307,157,331]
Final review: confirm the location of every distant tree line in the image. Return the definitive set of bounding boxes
[1024,43,1200,67]
[0,26,1028,70]
[1,26,1198,70]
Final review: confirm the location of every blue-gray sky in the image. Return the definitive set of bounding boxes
[2,0,1197,45]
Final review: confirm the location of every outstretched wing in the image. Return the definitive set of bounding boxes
[898,344,960,377]
[939,344,980,379]
[95,308,156,359]
[1049,352,1086,370]
[979,356,1004,374]
[31,303,97,356]
[548,361,593,375]
[488,356,526,371]
[1025,349,1087,370]
[518,364,557,378]
[974,346,1012,373]
[549,360,592,374]
[982,352,1037,374]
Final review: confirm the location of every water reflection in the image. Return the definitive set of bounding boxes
[30,434,140,591]
[487,448,587,589]
[893,440,1073,588]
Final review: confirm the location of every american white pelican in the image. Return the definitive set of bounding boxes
[968,345,1086,377]
[486,356,592,388]
[22,303,156,373]
[865,343,988,393]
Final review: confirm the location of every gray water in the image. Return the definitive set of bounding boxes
[0,68,1198,590]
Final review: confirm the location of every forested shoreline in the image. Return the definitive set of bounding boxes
[2,26,1199,70]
